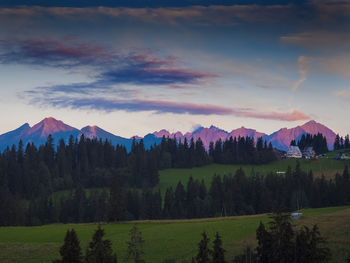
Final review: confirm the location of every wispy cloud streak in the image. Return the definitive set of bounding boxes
[292,56,309,92]
[26,87,310,121]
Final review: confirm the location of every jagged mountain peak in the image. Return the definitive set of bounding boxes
[0,118,339,152]
[29,117,78,138]
[153,129,171,138]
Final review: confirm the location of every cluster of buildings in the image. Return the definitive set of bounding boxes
[285,146,316,159]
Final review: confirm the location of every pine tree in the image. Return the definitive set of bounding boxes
[195,232,211,263]
[256,221,272,263]
[85,226,117,263]
[53,229,83,263]
[295,225,331,263]
[212,232,226,263]
[126,225,145,263]
[108,176,125,222]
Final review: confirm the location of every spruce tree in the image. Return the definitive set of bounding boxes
[195,232,211,263]
[108,176,125,222]
[212,232,226,263]
[256,222,272,263]
[126,225,145,263]
[53,229,83,263]
[85,226,117,263]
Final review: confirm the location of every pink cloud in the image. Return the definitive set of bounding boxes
[242,110,310,121]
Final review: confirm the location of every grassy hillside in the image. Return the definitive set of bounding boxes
[0,206,349,263]
[158,157,350,195]
[50,153,350,199]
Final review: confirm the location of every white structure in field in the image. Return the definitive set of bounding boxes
[286,146,302,158]
[291,212,303,219]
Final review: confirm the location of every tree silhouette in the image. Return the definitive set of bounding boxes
[85,226,117,263]
[53,229,83,263]
[126,225,145,263]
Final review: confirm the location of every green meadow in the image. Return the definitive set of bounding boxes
[0,206,349,263]
[158,157,350,196]
[50,154,350,200]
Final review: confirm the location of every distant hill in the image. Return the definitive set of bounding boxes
[0,117,338,152]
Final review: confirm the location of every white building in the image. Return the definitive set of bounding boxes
[286,146,302,158]
[302,147,316,159]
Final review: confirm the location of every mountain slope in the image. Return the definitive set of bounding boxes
[228,127,266,143]
[81,125,133,151]
[266,120,336,151]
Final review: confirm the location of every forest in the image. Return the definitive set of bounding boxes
[0,131,349,225]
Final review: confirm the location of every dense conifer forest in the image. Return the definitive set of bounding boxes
[0,135,349,226]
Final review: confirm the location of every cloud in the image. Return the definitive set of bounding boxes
[281,30,350,51]
[0,38,216,86]
[0,4,318,26]
[32,96,235,115]
[25,86,310,121]
[101,67,217,85]
[333,88,350,99]
[24,82,139,97]
[292,56,309,92]
[0,39,110,68]
[242,110,310,121]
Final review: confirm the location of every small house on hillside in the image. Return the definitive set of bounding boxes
[302,147,316,159]
[286,146,302,159]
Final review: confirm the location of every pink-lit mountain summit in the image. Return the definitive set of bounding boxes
[0,117,337,152]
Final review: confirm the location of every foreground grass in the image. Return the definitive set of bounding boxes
[0,206,349,263]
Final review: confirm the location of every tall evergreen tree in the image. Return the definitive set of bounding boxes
[108,176,125,222]
[85,226,118,263]
[195,232,211,263]
[126,225,145,263]
[53,229,83,263]
[212,232,226,263]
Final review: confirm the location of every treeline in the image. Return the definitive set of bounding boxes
[0,134,276,200]
[291,133,329,154]
[208,137,276,165]
[195,212,331,263]
[334,134,350,150]
[2,163,350,226]
[0,135,156,199]
[53,212,336,263]
[53,225,144,263]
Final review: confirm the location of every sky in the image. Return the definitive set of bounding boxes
[0,0,349,137]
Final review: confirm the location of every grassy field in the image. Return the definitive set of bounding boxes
[158,157,350,195]
[0,206,349,263]
[50,152,350,199]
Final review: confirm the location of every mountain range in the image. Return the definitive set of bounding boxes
[0,117,337,152]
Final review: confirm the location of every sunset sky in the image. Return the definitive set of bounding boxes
[0,0,349,137]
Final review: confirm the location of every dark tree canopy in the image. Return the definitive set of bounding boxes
[53,229,83,263]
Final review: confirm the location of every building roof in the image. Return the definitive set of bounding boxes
[286,146,302,158]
